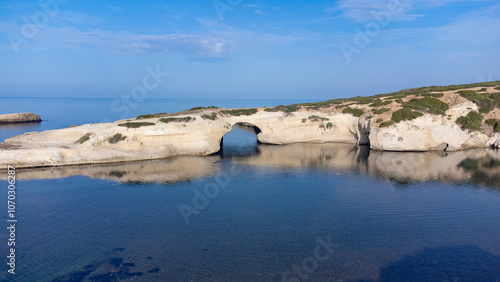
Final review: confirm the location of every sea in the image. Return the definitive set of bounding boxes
[0,97,500,281]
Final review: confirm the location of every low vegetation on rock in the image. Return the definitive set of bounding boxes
[391,108,424,123]
[489,92,500,108]
[108,133,126,144]
[264,104,301,112]
[76,133,91,144]
[159,117,195,123]
[369,99,393,107]
[342,107,364,117]
[136,113,167,119]
[220,108,258,116]
[201,113,218,120]
[380,121,395,128]
[485,118,500,132]
[458,90,495,114]
[118,122,156,128]
[456,111,483,131]
[308,115,329,122]
[373,108,391,115]
[189,106,219,111]
[403,97,450,115]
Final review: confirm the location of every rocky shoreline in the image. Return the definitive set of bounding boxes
[1,82,499,168]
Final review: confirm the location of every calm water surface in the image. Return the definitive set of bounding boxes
[0,98,500,281]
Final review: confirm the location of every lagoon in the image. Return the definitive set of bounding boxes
[1,98,499,281]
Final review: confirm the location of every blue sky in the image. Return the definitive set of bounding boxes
[0,0,499,100]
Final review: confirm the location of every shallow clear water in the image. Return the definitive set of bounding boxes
[1,98,500,281]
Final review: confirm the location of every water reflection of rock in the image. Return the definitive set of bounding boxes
[237,143,500,188]
[17,156,220,184]
[369,149,500,187]
[236,143,370,171]
[15,142,500,188]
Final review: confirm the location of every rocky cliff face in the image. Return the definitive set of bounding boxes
[0,109,368,168]
[369,113,499,151]
[0,113,41,123]
[1,82,499,168]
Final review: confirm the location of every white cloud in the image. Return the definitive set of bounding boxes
[0,23,233,61]
[196,18,306,50]
[331,0,493,22]
[57,29,234,61]
[0,17,306,61]
[253,9,267,15]
[330,0,419,22]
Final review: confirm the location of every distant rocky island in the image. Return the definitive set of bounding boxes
[1,81,499,168]
[0,112,41,124]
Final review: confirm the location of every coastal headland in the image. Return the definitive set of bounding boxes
[1,81,500,168]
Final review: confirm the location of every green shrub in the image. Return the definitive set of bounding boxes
[485,118,500,132]
[427,93,444,98]
[118,122,155,128]
[159,116,195,123]
[369,99,392,107]
[367,115,373,119]
[495,86,500,91]
[490,92,500,108]
[369,99,384,107]
[380,121,395,128]
[458,90,495,114]
[295,99,346,110]
[342,107,364,117]
[326,122,333,129]
[136,114,154,119]
[136,113,167,119]
[201,113,218,120]
[373,108,390,115]
[308,115,329,122]
[477,88,487,92]
[221,108,258,116]
[190,106,219,110]
[301,118,306,123]
[76,133,91,144]
[264,104,301,112]
[108,133,126,144]
[391,108,424,123]
[376,118,383,123]
[456,111,483,131]
[403,97,449,115]
[373,81,500,100]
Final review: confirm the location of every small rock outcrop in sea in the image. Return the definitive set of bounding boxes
[1,81,500,168]
[0,113,41,124]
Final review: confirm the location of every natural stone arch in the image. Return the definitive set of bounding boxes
[232,122,262,136]
[218,122,263,157]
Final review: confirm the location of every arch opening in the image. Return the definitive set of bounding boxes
[218,122,261,158]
